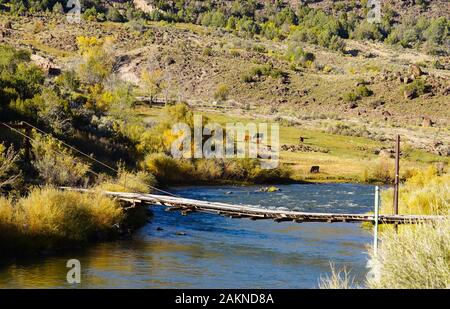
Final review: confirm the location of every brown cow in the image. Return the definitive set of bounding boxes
[310,166,320,173]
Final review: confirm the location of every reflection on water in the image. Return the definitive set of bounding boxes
[0,184,374,288]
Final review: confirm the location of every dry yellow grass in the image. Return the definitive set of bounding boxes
[319,264,356,289]
[0,187,124,254]
[381,167,450,215]
[96,167,157,194]
[367,218,450,289]
[321,170,450,289]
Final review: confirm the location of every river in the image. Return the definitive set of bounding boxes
[0,183,375,288]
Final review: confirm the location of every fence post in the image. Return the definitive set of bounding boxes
[374,186,380,256]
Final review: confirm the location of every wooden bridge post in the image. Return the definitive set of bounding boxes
[393,134,400,232]
[374,186,380,256]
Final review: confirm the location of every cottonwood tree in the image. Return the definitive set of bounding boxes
[140,69,167,103]
[76,36,113,85]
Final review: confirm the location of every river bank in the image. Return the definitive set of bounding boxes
[0,183,375,288]
[0,187,151,257]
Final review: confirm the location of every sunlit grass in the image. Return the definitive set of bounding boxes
[381,167,450,215]
[0,187,124,255]
[367,218,450,289]
[135,106,444,183]
[319,264,356,289]
[96,166,157,194]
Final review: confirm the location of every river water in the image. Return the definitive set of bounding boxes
[0,183,375,288]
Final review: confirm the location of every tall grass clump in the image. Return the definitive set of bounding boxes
[319,264,356,289]
[381,167,449,215]
[367,218,450,289]
[369,157,395,184]
[142,153,196,184]
[0,197,18,245]
[0,187,124,255]
[97,165,157,193]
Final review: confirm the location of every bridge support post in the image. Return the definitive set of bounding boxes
[393,134,400,232]
[374,186,380,256]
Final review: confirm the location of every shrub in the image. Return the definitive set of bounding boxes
[351,21,384,41]
[424,17,449,45]
[221,158,292,183]
[0,197,17,247]
[0,45,45,101]
[56,70,80,92]
[323,170,450,289]
[0,188,124,255]
[381,167,449,215]
[140,69,166,103]
[30,89,73,134]
[97,166,157,194]
[402,78,430,97]
[325,122,370,138]
[289,8,347,52]
[136,103,196,155]
[369,157,395,184]
[241,64,284,82]
[286,45,316,67]
[319,264,356,289]
[322,217,450,288]
[106,7,124,22]
[142,153,195,184]
[236,17,260,35]
[367,218,450,289]
[252,44,267,53]
[386,16,449,54]
[0,144,21,192]
[214,84,230,102]
[355,85,373,97]
[195,159,224,181]
[201,11,227,28]
[202,47,213,56]
[31,133,91,186]
[83,7,99,22]
[241,72,254,83]
[52,2,64,14]
[343,91,359,102]
[261,21,280,40]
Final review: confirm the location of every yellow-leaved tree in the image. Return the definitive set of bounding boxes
[76,36,113,85]
[140,69,167,103]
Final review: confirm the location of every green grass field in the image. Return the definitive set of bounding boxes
[134,105,448,183]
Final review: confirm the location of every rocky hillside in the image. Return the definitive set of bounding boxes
[0,2,448,156]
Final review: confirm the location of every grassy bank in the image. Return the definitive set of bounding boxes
[0,187,125,256]
[136,105,447,184]
[320,170,450,289]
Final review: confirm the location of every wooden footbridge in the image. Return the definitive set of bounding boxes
[63,188,444,225]
[5,121,444,226]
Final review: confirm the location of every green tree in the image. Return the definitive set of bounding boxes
[106,7,124,22]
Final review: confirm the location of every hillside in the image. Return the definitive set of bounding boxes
[0,1,448,187]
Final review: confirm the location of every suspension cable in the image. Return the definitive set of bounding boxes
[1,122,180,197]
